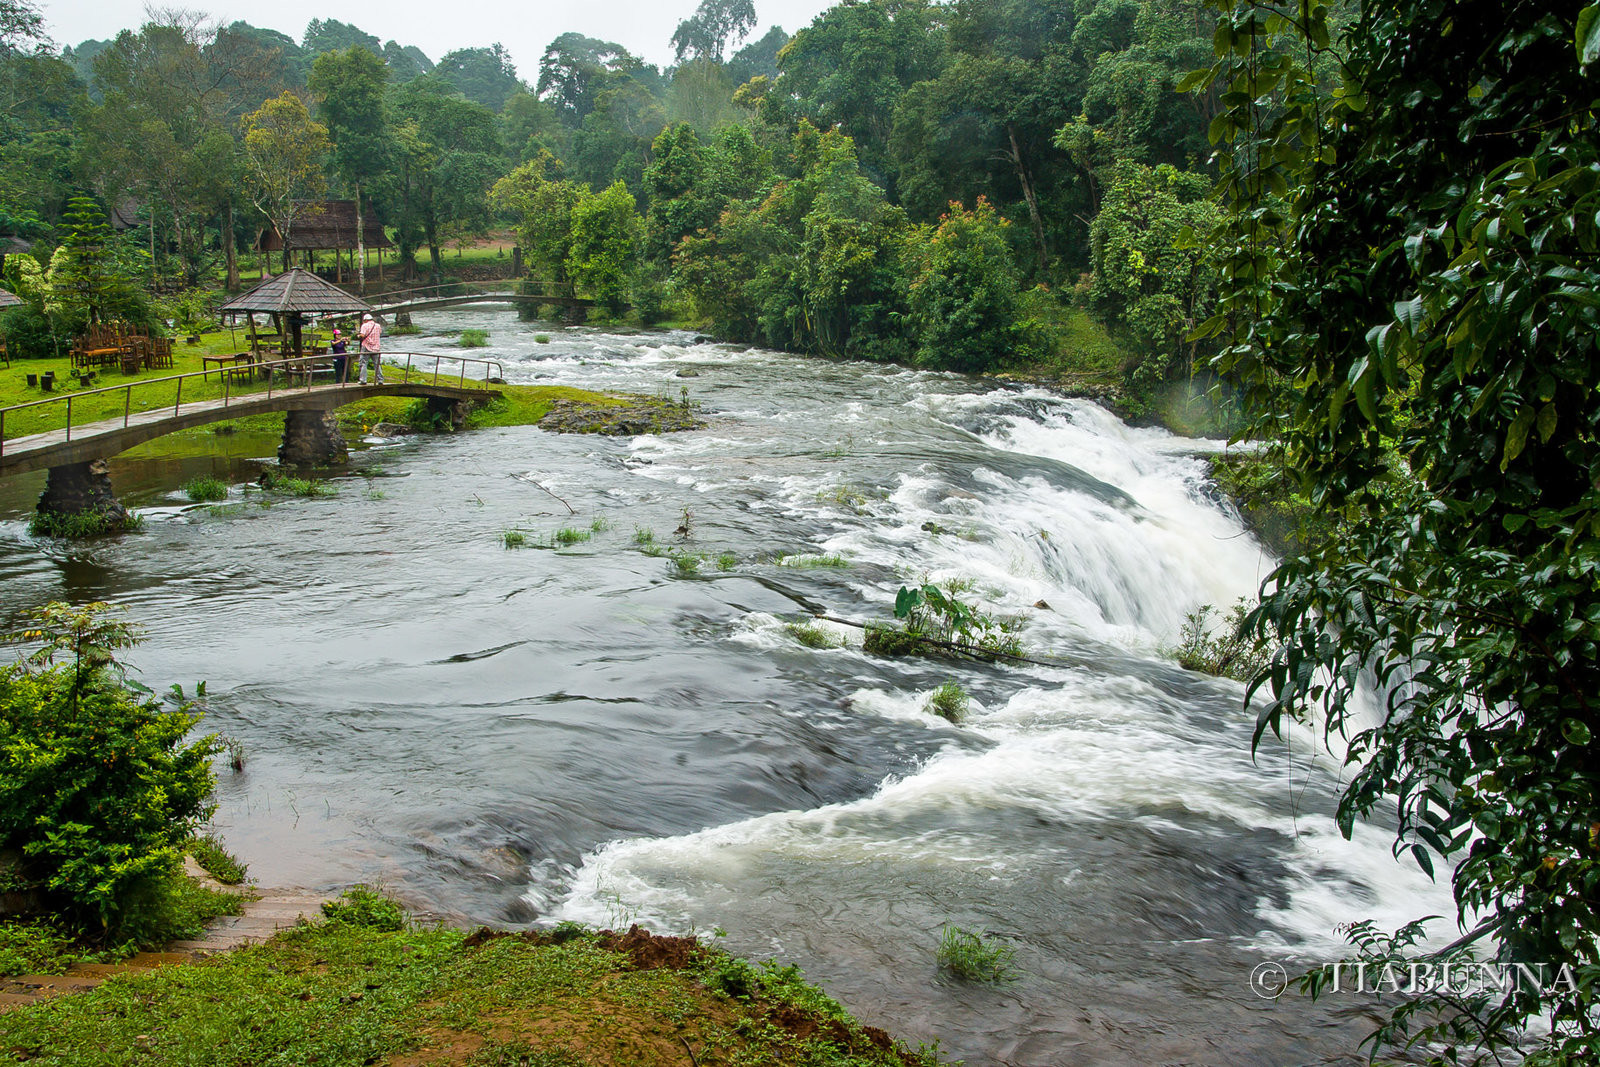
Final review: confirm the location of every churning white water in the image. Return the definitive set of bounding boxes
[0,313,1453,1065]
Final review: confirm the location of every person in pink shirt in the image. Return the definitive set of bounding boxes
[357,313,384,384]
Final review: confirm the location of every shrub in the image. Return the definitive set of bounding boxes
[925,681,969,723]
[534,334,551,344]
[0,604,218,937]
[1173,600,1273,682]
[936,926,1016,982]
[459,329,489,348]
[182,476,228,503]
[320,885,405,931]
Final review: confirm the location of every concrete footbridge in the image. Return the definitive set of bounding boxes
[0,352,502,526]
[369,282,598,319]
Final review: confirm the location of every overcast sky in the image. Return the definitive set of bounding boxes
[39,0,832,73]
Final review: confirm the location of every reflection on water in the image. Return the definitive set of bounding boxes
[0,311,1447,1065]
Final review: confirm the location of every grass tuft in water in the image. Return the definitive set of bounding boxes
[937,925,1017,982]
[534,334,551,344]
[787,621,841,649]
[590,516,611,533]
[669,551,703,575]
[459,329,489,348]
[502,530,527,549]
[182,476,228,502]
[779,553,849,569]
[633,526,655,545]
[27,509,143,538]
[924,681,969,723]
[553,527,591,546]
[716,551,738,571]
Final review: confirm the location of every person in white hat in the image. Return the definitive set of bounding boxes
[357,312,383,384]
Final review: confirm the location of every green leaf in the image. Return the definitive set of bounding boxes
[1394,296,1424,334]
[1175,68,1211,93]
[1562,719,1591,746]
[1353,365,1378,424]
[894,586,923,619]
[1537,402,1558,442]
[1578,5,1600,67]
[1502,406,1536,469]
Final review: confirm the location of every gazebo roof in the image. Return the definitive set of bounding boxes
[0,287,23,309]
[218,268,373,317]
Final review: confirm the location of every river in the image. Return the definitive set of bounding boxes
[0,310,1450,1065]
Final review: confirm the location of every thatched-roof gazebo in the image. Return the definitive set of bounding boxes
[0,287,22,309]
[220,268,373,355]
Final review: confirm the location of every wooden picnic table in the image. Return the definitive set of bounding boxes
[202,352,255,381]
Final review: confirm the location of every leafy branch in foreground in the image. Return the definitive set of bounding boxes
[1191,1,1600,1062]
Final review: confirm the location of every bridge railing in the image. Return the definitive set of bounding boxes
[370,281,509,308]
[0,352,504,458]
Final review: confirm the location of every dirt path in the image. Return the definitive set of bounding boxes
[0,860,328,1012]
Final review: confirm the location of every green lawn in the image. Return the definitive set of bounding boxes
[0,332,604,444]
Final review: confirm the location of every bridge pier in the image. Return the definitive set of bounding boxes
[278,409,347,467]
[426,396,471,432]
[36,459,132,532]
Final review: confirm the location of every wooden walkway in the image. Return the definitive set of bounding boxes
[0,860,328,1012]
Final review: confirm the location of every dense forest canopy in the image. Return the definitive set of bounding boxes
[1,0,1228,384]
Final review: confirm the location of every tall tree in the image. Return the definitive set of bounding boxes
[308,46,389,293]
[1193,2,1600,1062]
[0,0,47,56]
[671,0,758,63]
[79,12,282,283]
[764,0,948,188]
[390,75,504,278]
[433,44,521,111]
[238,91,330,271]
[537,33,645,126]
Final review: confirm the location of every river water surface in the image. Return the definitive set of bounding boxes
[0,312,1449,1065]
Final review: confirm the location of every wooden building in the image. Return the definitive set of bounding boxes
[255,200,393,282]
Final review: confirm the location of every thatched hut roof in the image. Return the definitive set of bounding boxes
[255,201,393,252]
[0,287,22,309]
[218,268,373,317]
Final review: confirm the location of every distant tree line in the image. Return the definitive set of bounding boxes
[0,0,1228,381]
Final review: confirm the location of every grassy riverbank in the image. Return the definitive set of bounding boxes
[0,898,935,1067]
[0,330,681,445]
